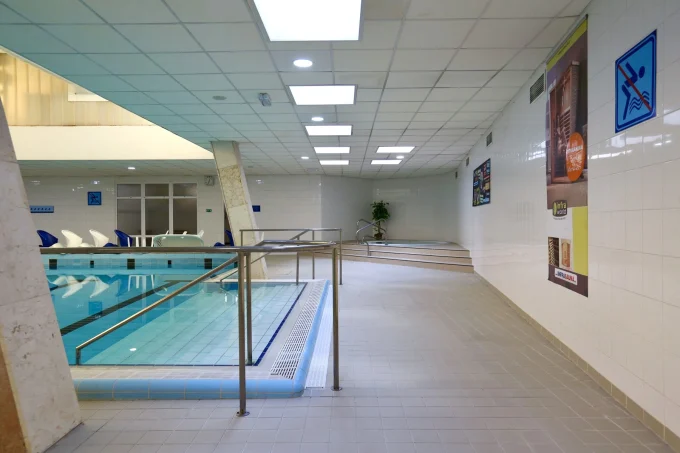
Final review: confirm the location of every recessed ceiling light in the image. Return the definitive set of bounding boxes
[301,156,310,160]
[376,146,415,153]
[290,85,355,105]
[371,160,402,165]
[320,160,349,166]
[254,0,362,41]
[127,166,136,170]
[212,95,227,101]
[396,155,405,159]
[311,116,324,122]
[306,125,352,136]
[293,58,313,68]
[129,348,137,352]
[315,147,350,154]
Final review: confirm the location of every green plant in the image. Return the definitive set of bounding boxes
[371,200,390,240]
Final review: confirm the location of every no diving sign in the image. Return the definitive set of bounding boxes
[615,30,657,132]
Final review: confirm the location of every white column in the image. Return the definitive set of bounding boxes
[211,141,267,279]
[0,98,81,453]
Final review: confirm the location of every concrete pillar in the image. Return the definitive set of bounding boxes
[211,141,267,279]
[0,99,81,452]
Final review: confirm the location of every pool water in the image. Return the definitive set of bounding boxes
[48,272,305,366]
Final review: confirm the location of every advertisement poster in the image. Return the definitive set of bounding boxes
[546,18,588,297]
[472,159,491,207]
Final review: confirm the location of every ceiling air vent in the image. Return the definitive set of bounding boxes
[455,171,458,179]
[486,132,493,147]
[529,74,545,104]
[465,157,470,167]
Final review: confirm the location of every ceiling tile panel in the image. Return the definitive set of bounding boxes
[23,53,107,75]
[148,53,220,74]
[334,72,388,89]
[333,50,393,71]
[44,25,136,53]
[426,88,479,101]
[436,71,496,87]
[120,75,183,91]
[165,0,252,22]
[175,74,234,91]
[227,73,283,90]
[419,101,465,112]
[448,49,518,70]
[406,0,489,19]
[185,23,265,51]
[67,75,134,91]
[483,0,571,18]
[463,19,550,48]
[194,91,245,104]
[381,89,430,102]
[147,91,201,104]
[210,52,276,73]
[529,17,577,47]
[391,49,456,71]
[87,54,164,75]
[333,20,401,50]
[505,48,552,69]
[486,70,534,87]
[83,0,176,23]
[115,24,201,52]
[166,104,215,115]
[385,71,441,88]
[2,0,102,23]
[280,72,334,86]
[398,20,475,49]
[471,87,521,101]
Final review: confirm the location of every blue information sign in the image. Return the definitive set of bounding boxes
[615,30,657,132]
[88,191,102,206]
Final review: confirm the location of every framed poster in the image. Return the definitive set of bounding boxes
[546,17,588,297]
[472,159,491,207]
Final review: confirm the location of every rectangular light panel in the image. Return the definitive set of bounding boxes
[315,147,350,154]
[376,146,415,153]
[320,160,349,165]
[371,160,402,165]
[290,85,355,105]
[306,125,352,136]
[254,0,362,41]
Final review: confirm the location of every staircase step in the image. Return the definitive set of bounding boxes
[314,250,473,273]
[341,244,470,258]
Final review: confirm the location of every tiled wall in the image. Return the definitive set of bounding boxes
[23,176,224,246]
[373,174,458,241]
[453,0,680,435]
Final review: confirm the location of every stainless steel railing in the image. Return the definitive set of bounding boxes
[240,228,343,285]
[41,241,341,415]
[356,219,385,244]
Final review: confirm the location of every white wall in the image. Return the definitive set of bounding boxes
[373,174,457,241]
[453,0,680,435]
[321,176,373,242]
[24,176,224,246]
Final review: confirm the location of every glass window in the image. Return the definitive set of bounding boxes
[173,198,197,234]
[145,184,169,197]
[117,184,141,197]
[173,183,197,197]
[145,199,169,236]
[116,199,142,237]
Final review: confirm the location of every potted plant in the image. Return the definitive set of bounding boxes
[371,200,390,240]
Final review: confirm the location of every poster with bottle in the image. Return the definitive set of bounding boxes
[545,18,588,297]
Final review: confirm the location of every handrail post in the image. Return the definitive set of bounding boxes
[312,230,315,280]
[246,251,253,365]
[237,252,249,416]
[296,251,300,285]
[339,230,343,285]
[332,247,341,391]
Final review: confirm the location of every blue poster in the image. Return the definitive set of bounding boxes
[615,30,657,132]
[88,191,102,206]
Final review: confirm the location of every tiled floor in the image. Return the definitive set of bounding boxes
[48,258,673,453]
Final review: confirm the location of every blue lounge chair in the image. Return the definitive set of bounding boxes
[114,230,134,247]
[37,230,59,247]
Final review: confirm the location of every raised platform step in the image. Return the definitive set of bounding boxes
[342,243,470,259]
[318,251,474,273]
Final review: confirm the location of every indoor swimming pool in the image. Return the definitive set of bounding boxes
[45,254,305,367]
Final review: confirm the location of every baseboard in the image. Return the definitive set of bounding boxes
[474,271,680,453]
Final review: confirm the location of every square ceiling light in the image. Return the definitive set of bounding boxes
[372,159,402,165]
[320,160,349,165]
[376,146,415,153]
[290,85,355,106]
[306,125,352,136]
[315,147,350,154]
[254,0,362,41]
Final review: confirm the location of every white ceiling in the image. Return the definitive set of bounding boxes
[0,0,588,178]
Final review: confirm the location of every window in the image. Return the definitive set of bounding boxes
[116,183,198,246]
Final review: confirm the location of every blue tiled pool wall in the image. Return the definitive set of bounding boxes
[74,281,331,400]
[42,253,236,271]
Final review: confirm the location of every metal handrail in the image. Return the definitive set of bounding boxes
[70,240,336,365]
[356,219,385,243]
[216,229,311,283]
[240,228,343,285]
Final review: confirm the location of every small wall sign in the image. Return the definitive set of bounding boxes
[88,191,102,206]
[252,205,261,212]
[30,205,54,213]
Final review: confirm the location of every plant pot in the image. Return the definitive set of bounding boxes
[374,233,384,240]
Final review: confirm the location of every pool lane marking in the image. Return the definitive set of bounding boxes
[618,63,652,111]
[59,281,179,336]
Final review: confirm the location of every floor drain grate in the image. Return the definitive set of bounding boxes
[269,281,326,379]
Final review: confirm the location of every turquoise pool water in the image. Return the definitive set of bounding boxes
[47,268,305,366]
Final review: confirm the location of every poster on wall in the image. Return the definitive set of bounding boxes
[472,159,491,207]
[546,18,588,297]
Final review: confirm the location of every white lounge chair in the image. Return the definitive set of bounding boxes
[89,229,111,247]
[62,230,92,247]
[197,230,204,238]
